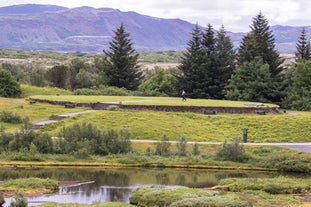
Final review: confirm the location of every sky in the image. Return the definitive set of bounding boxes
[0,0,310,32]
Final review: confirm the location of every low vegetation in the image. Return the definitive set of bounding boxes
[130,185,252,207]
[39,110,311,143]
[0,178,58,196]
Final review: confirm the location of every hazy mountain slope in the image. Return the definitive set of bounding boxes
[0,4,67,14]
[0,4,306,53]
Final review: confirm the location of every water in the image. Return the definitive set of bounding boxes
[0,167,302,206]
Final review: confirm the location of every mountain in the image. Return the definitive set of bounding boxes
[0,4,306,53]
[0,4,67,14]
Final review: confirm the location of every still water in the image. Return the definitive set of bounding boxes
[0,167,299,206]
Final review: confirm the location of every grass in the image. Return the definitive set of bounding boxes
[21,84,73,97]
[0,177,58,196]
[0,97,87,132]
[40,110,311,143]
[30,95,278,107]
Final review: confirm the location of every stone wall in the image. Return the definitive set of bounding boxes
[29,98,280,114]
[120,105,280,114]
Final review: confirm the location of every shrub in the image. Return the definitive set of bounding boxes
[0,111,22,123]
[155,135,171,156]
[216,138,248,162]
[74,86,132,96]
[177,134,187,156]
[9,190,27,207]
[192,142,200,155]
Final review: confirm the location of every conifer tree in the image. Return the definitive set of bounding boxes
[179,24,235,99]
[214,25,236,99]
[236,12,284,102]
[178,24,206,98]
[296,28,311,60]
[103,24,142,90]
[226,56,271,102]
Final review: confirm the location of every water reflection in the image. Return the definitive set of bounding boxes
[0,167,305,206]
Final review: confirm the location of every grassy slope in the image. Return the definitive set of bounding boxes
[39,110,311,143]
[1,85,309,143]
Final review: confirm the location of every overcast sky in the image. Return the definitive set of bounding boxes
[0,0,310,32]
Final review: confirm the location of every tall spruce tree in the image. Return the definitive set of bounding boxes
[103,24,142,90]
[296,28,311,60]
[214,25,236,99]
[236,12,284,102]
[179,24,235,99]
[226,56,271,102]
[179,24,206,98]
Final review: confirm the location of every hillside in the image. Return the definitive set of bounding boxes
[0,4,307,53]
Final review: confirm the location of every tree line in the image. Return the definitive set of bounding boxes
[1,12,311,110]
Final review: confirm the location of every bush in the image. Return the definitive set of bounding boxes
[0,111,22,123]
[192,142,200,155]
[155,135,171,156]
[177,134,187,156]
[9,190,27,207]
[216,138,248,162]
[74,86,132,96]
[58,122,132,155]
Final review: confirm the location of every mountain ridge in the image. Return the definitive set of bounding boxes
[0,4,306,53]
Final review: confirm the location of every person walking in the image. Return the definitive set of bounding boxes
[181,89,186,101]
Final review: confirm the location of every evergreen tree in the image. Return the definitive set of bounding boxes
[179,24,235,99]
[214,25,236,99]
[199,24,217,98]
[46,65,69,89]
[296,28,311,60]
[201,24,216,55]
[0,69,22,98]
[236,12,284,102]
[226,56,271,102]
[178,24,206,98]
[283,60,311,110]
[103,24,142,90]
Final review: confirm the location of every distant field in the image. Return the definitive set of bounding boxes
[2,95,310,143]
[30,95,278,107]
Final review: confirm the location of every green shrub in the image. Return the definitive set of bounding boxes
[177,134,187,156]
[9,190,27,207]
[0,111,22,123]
[192,142,200,155]
[155,135,171,156]
[216,138,248,162]
[74,86,132,96]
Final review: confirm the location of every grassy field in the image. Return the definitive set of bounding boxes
[37,109,311,143]
[1,93,310,142]
[0,97,87,131]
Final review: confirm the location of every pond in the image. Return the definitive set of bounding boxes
[0,167,305,206]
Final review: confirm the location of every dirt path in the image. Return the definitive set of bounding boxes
[31,110,95,129]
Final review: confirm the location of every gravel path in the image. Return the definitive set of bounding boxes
[132,140,311,153]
